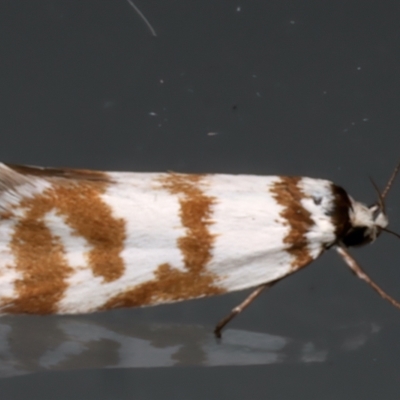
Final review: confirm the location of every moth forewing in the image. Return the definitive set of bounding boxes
[0,161,398,337]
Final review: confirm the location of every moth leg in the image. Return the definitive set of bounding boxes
[214,282,275,338]
[336,244,400,309]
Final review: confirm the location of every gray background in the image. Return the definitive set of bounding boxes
[1,0,400,398]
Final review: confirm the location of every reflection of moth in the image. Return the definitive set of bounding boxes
[0,162,398,337]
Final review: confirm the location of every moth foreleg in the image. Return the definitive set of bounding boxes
[336,244,400,310]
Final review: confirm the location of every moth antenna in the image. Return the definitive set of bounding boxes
[369,176,385,213]
[126,0,157,37]
[382,227,400,240]
[381,160,400,200]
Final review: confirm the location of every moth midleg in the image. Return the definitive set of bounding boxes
[214,281,278,338]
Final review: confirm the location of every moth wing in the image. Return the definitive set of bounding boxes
[0,166,341,314]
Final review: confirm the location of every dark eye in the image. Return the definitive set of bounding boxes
[342,227,371,247]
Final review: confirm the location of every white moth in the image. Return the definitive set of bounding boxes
[0,162,398,337]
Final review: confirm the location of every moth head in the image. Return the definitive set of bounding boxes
[342,200,388,247]
[342,162,400,247]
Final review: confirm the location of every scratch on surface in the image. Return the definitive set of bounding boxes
[126,0,157,37]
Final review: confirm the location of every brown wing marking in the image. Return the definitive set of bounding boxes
[102,173,225,309]
[4,168,126,314]
[49,182,126,282]
[7,195,73,314]
[330,184,352,238]
[270,177,315,269]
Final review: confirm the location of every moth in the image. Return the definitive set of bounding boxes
[0,162,398,338]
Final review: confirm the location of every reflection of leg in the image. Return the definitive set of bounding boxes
[214,282,277,338]
[336,244,400,309]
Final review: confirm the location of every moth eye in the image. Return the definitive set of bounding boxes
[342,227,370,247]
[313,196,322,205]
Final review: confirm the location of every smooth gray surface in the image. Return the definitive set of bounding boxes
[0,0,400,398]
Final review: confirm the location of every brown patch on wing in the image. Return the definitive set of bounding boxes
[102,173,225,309]
[50,183,126,282]
[0,210,14,220]
[7,177,126,314]
[270,177,314,269]
[7,194,73,314]
[329,184,352,239]
[162,174,216,272]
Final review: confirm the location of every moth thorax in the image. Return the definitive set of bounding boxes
[341,199,388,247]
